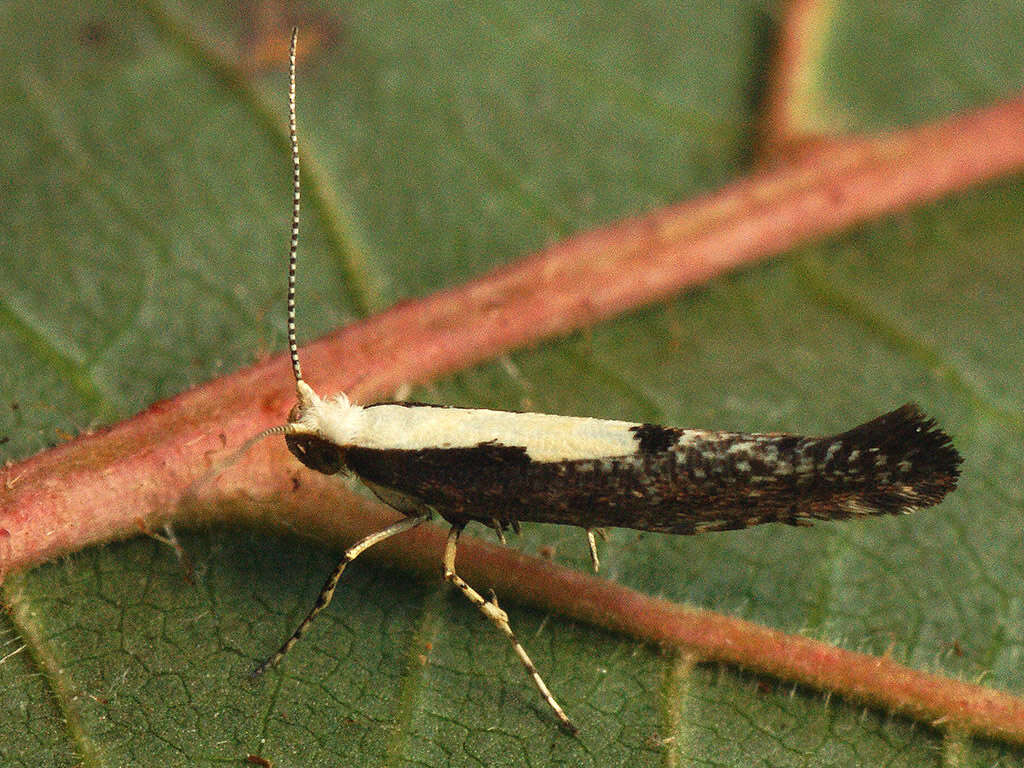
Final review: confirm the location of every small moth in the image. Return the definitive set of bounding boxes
[251,30,962,733]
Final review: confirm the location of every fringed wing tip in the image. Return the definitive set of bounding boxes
[840,403,962,513]
[885,402,962,478]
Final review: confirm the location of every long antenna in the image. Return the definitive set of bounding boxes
[286,27,303,387]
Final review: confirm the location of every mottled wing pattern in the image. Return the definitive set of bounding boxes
[343,404,961,534]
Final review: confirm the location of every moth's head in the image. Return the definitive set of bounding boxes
[285,432,346,475]
[284,380,347,474]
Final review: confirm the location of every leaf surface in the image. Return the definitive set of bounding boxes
[1,2,1022,766]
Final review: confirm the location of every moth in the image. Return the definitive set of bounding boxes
[250,30,962,734]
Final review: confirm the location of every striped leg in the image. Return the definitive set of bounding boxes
[442,524,578,734]
[252,515,427,677]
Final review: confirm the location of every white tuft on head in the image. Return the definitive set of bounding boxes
[292,388,362,443]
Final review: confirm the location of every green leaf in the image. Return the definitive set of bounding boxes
[2,1,1023,766]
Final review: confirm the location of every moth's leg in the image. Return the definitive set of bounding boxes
[585,529,600,572]
[253,514,427,676]
[490,518,507,545]
[442,524,578,734]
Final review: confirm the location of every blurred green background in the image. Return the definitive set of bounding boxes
[1,1,1023,765]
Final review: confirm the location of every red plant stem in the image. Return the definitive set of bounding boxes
[759,0,835,151]
[209,477,1024,746]
[391,509,1024,745]
[4,94,1024,574]
[2,95,1024,742]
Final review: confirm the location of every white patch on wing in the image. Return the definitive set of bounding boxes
[727,441,755,454]
[308,399,645,462]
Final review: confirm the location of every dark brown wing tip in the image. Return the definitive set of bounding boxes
[840,403,962,511]
[877,402,961,475]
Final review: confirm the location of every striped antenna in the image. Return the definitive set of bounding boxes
[286,27,303,387]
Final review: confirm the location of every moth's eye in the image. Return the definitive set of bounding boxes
[285,434,346,475]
